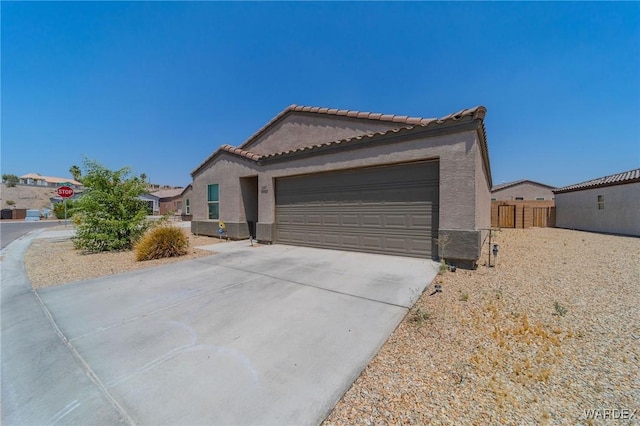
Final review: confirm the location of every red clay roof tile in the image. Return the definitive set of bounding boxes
[192,104,488,176]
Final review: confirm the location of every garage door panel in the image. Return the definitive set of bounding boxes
[321,234,339,246]
[306,233,322,244]
[276,161,439,258]
[307,214,322,225]
[341,235,360,248]
[384,214,409,227]
[362,215,382,226]
[410,214,432,227]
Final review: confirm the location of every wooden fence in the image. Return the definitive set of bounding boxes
[491,200,555,229]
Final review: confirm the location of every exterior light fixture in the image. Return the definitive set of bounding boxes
[491,244,499,266]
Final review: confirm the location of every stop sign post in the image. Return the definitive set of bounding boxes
[57,186,74,225]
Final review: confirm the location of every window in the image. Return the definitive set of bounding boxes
[597,195,604,210]
[207,184,219,219]
[536,197,545,201]
[185,198,190,215]
[515,197,524,201]
[491,198,497,201]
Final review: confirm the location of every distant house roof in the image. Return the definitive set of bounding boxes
[553,168,640,194]
[192,104,488,177]
[20,173,82,186]
[150,188,185,199]
[491,179,556,193]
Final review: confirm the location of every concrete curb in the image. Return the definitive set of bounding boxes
[0,232,128,425]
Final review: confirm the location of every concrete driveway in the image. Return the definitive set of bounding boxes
[2,234,438,425]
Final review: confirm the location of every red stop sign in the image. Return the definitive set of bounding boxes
[57,186,74,198]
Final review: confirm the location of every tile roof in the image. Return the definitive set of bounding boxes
[238,104,486,151]
[553,168,640,194]
[20,173,82,186]
[491,179,556,192]
[150,188,185,199]
[192,105,487,175]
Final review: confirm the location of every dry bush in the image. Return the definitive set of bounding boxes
[134,225,188,261]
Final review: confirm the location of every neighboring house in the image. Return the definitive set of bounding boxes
[150,188,185,215]
[138,193,160,215]
[181,184,193,220]
[491,179,555,201]
[490,179,557,229]
[553,168,640,236]
[19,173,83,189]
[189,104,493,268]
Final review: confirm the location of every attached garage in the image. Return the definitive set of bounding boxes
[275,161,439,258]
[190,104,492,268]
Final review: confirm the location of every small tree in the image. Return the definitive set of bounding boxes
[73,159,149,252]
[2,174,19,187]
[6,200,16,206]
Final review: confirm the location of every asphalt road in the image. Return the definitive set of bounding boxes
[0,221,61,250]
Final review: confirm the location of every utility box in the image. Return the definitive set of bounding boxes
[25,209,40,221]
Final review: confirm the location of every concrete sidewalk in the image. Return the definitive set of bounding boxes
[2,230,438,425]
[0,231,126,425]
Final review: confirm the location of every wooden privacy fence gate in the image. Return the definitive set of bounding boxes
[491,201,556,229]
[533,207,554,227]
[498,205,516,228]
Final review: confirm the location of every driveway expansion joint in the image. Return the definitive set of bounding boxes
[218,263,413,309]
[32,289,137,426]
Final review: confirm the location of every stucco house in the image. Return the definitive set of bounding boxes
[19,173,83,189]
[190,104,493,268]
[181,184,193,220]
[491,179,555,201]
[553,168,640,236]
[138,193,160,215]
[150,188,185,215]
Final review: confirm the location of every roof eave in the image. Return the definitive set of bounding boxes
[553,177,640,194]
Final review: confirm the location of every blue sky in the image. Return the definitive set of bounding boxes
[2,2,639,188]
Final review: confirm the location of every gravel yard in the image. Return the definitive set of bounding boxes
[324,228,639,425]
[25,227,220,288]
[23,227,640,424]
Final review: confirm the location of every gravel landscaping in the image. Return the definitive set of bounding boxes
[23,226,639,424]
[25,227,220,288]
[324,228,639,425]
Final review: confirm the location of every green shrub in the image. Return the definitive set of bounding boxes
[134,225,188,261]
[72,159,149,252]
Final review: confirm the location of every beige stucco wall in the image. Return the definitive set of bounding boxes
[475,136,492,240]
[555,183,640,236]
[181,187,193,216]
[242,113,402,156]
[191,124,492,264]
[492,182,555,201]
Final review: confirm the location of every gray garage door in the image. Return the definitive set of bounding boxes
[275,161,439,258]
